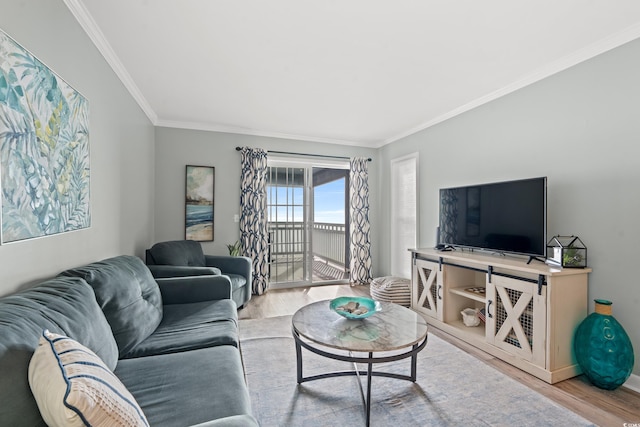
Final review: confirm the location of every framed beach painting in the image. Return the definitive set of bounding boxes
[185,165,214,241]
[0,29,90,244]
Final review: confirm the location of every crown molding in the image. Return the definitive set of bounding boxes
[155,118,373,147]
[382,22,640,147]
[63,0,157,124]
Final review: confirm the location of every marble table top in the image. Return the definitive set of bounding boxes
[292,300,428,352]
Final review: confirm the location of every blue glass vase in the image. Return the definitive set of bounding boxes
[574,299,634,390]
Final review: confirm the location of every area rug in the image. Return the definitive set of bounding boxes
[239,315,594,427]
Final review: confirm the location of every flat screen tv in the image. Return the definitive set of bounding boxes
[438,177,547,257]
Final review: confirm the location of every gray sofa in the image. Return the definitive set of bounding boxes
[146,240,252,309]
[0,255,258,427]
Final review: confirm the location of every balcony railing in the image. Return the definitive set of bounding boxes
[311,222,346,266]
[268,221,305,255]
[267,221,348,282]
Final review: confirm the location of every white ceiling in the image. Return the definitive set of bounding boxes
[65,0,640,147]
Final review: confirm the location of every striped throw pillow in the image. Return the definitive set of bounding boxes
[28,330,149,427]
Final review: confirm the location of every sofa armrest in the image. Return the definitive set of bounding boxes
[190,415,259,427]
[156,276,232,304]
[204,256,252,279]
[147,265,222,279]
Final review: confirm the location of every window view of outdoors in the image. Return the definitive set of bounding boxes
[314,178,345,224]
[267,167,348,286]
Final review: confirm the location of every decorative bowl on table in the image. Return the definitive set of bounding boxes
[330,297,381,319]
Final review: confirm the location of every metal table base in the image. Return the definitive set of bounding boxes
[293,328,429,427]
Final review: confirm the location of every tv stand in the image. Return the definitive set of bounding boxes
[526,256,546,265]
[410,248,591,384]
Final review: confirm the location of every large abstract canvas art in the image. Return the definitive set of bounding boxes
[0,29,90,244]
[185,165,214,241]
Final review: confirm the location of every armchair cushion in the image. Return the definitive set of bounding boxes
[227,274,247,292]
[146,240,206,267]
[205,256,253,308]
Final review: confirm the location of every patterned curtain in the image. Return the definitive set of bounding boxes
[239,147,269,295]
[349,157,372,285]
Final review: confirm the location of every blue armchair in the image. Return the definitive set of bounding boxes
[145,240,252,309]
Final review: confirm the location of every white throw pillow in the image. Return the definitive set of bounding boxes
[28,330,149,427]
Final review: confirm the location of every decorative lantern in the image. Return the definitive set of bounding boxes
[546,235,587,268]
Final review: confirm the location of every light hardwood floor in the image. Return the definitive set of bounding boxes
[238,283,640,427]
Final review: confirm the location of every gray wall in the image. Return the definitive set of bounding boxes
[0,0,155,295]
[154,127,379,273]
[378,38,640,375]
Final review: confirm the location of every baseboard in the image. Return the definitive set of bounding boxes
[623,373,640,393]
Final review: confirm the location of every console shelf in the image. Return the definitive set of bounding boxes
[410,248,591,384]
[449,287,486,303]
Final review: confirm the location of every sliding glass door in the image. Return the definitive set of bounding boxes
[266,158,349,288]
[311,168,349,283]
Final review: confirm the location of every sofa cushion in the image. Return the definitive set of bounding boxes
[122,299,239,358]
[227,273,247,292]
[147,240,206,267]
[115,346,253,427]
[29,330,149,427]
[60,255,163,357]
[0,277,118,427]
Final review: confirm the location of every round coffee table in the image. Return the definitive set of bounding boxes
[291,300,428,426]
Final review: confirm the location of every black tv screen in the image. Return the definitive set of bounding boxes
[439,177,547,257]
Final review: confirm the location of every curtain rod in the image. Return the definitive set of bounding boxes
[235,147,372,162]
